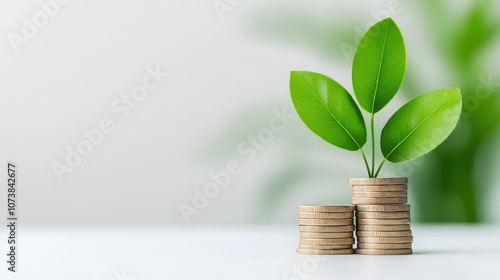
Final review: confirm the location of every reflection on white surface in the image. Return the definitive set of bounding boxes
[0,224,499,279]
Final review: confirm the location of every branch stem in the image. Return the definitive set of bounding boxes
[360,148,371,178]
[374,159,387,178]
[370,113,375,178]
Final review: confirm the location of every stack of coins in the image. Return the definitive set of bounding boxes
[350,178,413,255]
[296,205,355,255]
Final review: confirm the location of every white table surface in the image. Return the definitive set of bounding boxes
[1,224,500,280]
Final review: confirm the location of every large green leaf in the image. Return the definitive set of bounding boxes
[380,88,462,163]
[352,18,406,113]
[290,71,366,151]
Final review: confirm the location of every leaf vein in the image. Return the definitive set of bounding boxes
[296,76,362,149]
[371,23,389,113]
[384,95,454,161]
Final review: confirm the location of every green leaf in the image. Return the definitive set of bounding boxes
[352,18,406,113]
[290,71,366,151]
[380,88,462,163]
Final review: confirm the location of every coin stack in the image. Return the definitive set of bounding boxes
[296,205,355,255]
[350,178,413,255]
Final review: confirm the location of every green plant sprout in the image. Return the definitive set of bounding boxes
[289,18,463,178]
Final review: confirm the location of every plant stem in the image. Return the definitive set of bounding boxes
[374,159,387,178]
[370,113,375,178]
[360,148,371,178]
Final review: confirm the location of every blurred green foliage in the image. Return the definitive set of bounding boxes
[412,0,500,222]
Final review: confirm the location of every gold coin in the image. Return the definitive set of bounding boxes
[298,218,353,226]
[297,248,354,255]
[356,224,410,231]
[298,205,355,212]
[298,244,353,250]
[356,204,410,212]
[352,197,407,204]
[299,225,355,232]
[348,178,408,186]
[357,236,413,243]
[355,248,412,255]
[300,238,355,245]
[356,218,411,225]
[298,212,354,219]
[356,211,410,219]
[355,230,412,237]
[300,231,353,239]
[352,185,407,192]
[357,243,412,249]
[352,191,407,198]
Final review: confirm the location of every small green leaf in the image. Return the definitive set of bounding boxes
[290,71,366,151]
[380,88,462,163]
[352,18,406,113]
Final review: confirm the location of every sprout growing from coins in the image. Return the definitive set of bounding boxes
[289,18,462,178]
